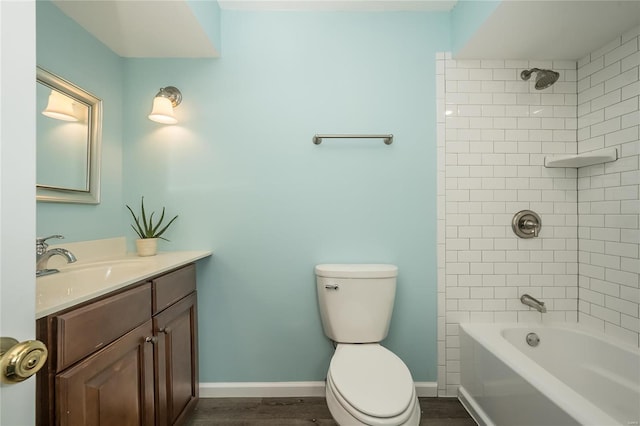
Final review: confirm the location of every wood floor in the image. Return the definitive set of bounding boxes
[185,397,476,425]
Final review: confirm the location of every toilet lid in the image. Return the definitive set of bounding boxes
[329,344,414,419]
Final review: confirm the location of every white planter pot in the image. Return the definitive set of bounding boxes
[136,238,158,257]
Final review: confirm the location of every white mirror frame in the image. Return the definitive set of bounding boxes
[36,66,102,204]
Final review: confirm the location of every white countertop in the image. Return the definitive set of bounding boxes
[36,238,212,318]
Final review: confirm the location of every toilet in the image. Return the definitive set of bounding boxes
[315,264,420,426]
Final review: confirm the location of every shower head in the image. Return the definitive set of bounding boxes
[520,68,560,90]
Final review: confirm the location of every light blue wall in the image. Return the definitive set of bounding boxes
[450,0,500,55]
[123,11,449,382]
[36,1,124,242]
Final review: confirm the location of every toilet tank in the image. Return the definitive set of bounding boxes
[315,264,398,343]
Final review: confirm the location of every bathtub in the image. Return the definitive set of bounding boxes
[459,323,640,426]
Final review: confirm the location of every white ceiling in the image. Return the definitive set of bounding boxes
[456,0,640,60]
[52,0,220,58]
[52,0,640,60]
[218,0,457,11]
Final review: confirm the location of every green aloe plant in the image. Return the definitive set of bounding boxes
[126,197,178,241]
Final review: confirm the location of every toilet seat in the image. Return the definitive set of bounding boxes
[327,344,417,425]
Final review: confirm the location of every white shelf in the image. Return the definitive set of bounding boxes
[544,148,618,168]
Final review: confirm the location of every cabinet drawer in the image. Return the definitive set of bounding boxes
[152,264,196,314]
[55,284,152,372]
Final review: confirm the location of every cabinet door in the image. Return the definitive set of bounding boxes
[56,320,155,426]
[154,292,198,426]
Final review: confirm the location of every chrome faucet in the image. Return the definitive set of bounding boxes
[520,294,546,313]
[36,235,77,277]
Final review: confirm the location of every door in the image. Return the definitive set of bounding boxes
[0,1,37,425]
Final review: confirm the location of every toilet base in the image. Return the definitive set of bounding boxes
[325,379,421,426]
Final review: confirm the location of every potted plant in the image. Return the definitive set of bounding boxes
[126,197,178,256]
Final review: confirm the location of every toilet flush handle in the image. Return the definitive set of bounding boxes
[325,284,339,290]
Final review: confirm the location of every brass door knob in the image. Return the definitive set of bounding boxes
[0,337,48,383]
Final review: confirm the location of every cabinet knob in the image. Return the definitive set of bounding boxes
[0,337,48,383]
[144,336,157,344]
[158,327,171,334]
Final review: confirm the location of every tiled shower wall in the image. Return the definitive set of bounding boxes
[576,26,640,345]
[436,25,640,397]
[436,55,579,396]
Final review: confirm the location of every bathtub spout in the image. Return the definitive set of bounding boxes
[520,294,546,313]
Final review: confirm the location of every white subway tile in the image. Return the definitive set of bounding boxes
[481,59,505,68]
[606,241,639,258]
[605,97,639,121]
[468,93,494,105]
[578,55,604,80]
[578,76,592,93]
[553,82,578,95]
[458,80,483,93]
[493,93,517,105]
[591,304,621,324]
[606,268,639,287]
[483,275,506,287]
[541,118,566,129]
[621,200,640,216]
[447,68,470,80]
[605,67,639,93]
[621,51,640,72]
[621,286,640,304]
[458,275,482,287]
[621,80,640,100]
[591,226,621,241]
[605,214,639,229]
[505,60,528,68]
[456,59,482,69]
[483,299,506,311]
[579,109,605,129]
[505,81,530,93]
[605,38,639,67]
[621,110,640,128]
[554,105,578,118]
[591,117,622,137]
[493,68,517,81]
[591,253,621,269]
[605,126,639,146]
[482,81,505,93]
[582,84,610,107]
[460,299,483,311]
[592,89,622,112]
[605,185,638,200]
[469,68,493,80]
[591,62,621,87]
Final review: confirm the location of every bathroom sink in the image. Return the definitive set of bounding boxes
[35,248,212,319]
[36,258,157,308]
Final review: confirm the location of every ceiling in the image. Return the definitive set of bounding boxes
[217,0,456,11]
[456,0,640,60]
[52,0,220,58]
[52,0,640,60]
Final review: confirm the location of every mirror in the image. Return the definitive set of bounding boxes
[36,66,102,204]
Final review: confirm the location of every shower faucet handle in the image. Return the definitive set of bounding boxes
[512,210,541,239]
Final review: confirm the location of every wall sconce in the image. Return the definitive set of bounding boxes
[42,90,78,122]
[148,86,182,124]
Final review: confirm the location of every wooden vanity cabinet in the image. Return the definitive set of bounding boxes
[37,263,199,426]
[56,320,156,426]
[151,264,199,426]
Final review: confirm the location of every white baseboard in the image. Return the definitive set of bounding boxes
[415,381,438,397]
[200,381,326,398]
[199,381,438,398]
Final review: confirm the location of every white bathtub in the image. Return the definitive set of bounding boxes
[459,322,640,426]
